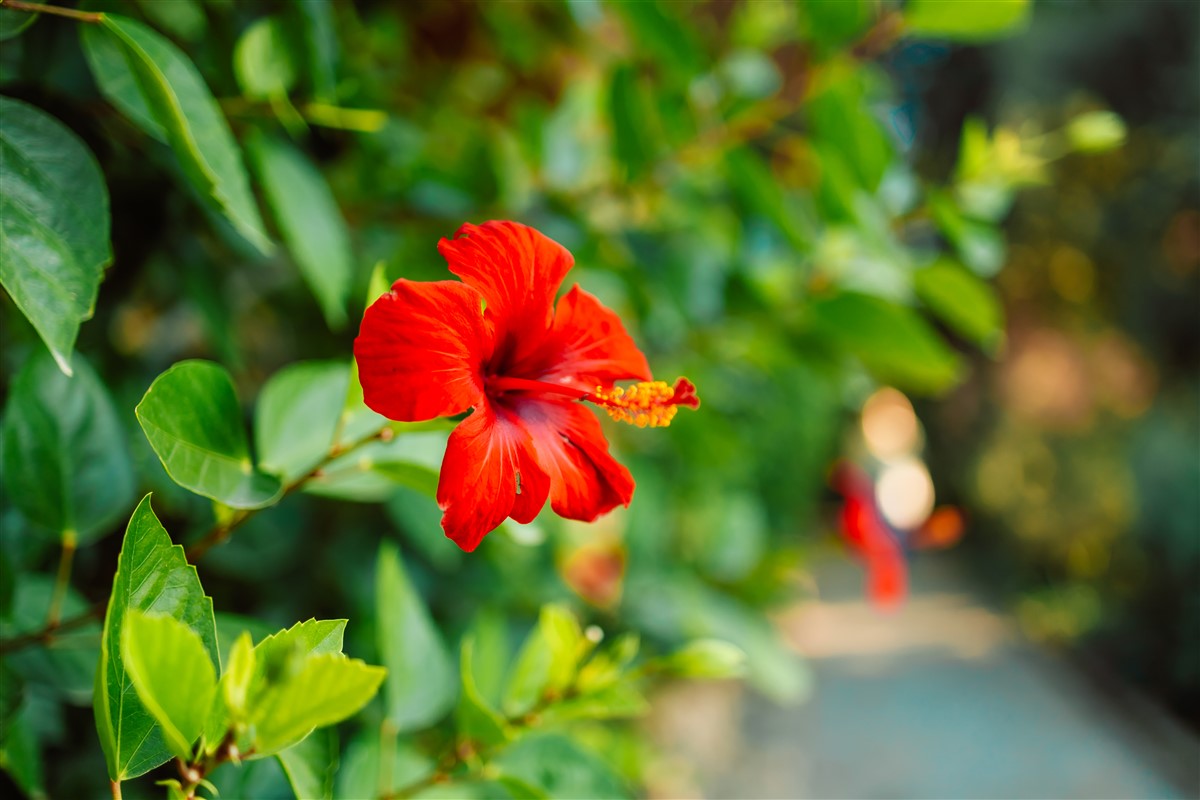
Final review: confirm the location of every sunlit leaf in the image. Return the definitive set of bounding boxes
[0,96,111,374]
[80,15,272,254]
[136,360,283,509]
[233,17,296,99]
[904,0,1031,42]
[1,350,134,543]
[122,611,218,760]
[94,495,219,781]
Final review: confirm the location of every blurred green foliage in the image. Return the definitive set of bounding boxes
[0,0,1166,797]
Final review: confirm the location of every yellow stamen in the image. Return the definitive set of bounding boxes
[589,379,697,428]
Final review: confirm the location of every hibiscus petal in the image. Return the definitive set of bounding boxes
[514,399,635,522]
[511,285,652,390]
[438,221,574,356]
[355,279,491,422]
[437,404,550,552]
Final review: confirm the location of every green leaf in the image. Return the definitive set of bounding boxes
[277,727,337,800]
[609,64,658,180]
[255,618,347,661]
[221,631,256,719]
[502,605,582,717]
[540,682,650,725]
[654,639,747,680]
[233,17,297,99]
[0,96,112,374]
[1065,110,1126,154]
[250,653,385,756]
[255,360,349,484]
[456,635,510,749]
[135,0,206,42]
[1,350,134,543]
[809,292,963,394]
[136,360,283,509]
[95,495,219,781]
[336,728,434,800]
[247,133,354,328]
[293,0,338,102]
[376,542,455,733]
[496,735,631,800]
[122,611,218,760]
[80,15,272,254]
[4,575,100,704]
[914,258,1005,351]
[904,0,1031,42]
[0,701,45,800]
[1,350,135,544]
[575,633,639,694]
[0,9,37,42]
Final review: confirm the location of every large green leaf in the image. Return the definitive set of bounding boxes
[80,15,272,254]
[809,292,963,394]
[136,360,283,509]
[904,0,1031,42]
[1,350,134,543]
[277,727,336,800]
[0,96,112,374]
[376,542,455,733]
[255,360,349,484]
[913,258,1005,351]
[250,653,385,756]
[247,133,353,327]
[122,611,218,760]
[94,495,219,781]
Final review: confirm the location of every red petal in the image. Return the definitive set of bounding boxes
[438,221,574,360]
[437,404,550,552]
[866,543,908,610]
[510,285,651,390]
[354,279,491,422]
[513,399,635,522]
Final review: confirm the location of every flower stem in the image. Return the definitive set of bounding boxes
[45,530,77,627]
[0,0,104,23]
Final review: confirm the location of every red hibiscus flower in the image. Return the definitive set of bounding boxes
[354,221,698,552]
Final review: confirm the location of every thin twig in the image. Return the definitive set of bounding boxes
[45,530,77,627]
[0,0,103,23]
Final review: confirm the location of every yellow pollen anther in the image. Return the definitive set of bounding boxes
[589,380,689,428]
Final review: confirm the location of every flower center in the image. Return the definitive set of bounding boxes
[484,376,699,428]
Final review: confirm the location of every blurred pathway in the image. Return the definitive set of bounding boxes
[650,554,1199,800]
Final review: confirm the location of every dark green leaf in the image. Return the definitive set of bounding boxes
[80,14,272,253]
[122,610,218,760]
[4,575,99,705]
[95,495,219,781]
[136,360,283,509]
[135,0,206,42]
[809,292,963,394]
[1,350,134,543]
[293,0,338,102]
[247,133,354,328]
[0,9,37,41]
[496,735,631,800]
[376,542,455,733]
[904,0,1031,42]
[0,701,45,800]
[914,258,1005,351]
[0,96,112,374]
[609,64,658,179]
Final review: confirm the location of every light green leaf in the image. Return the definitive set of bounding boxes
[654,639,747,680]
[80,15,272,254]
[904,0,1031,42]
[1,350,134,543]
[277,727,336,800]
[809,292,963,394]
[246,133,353,328]
[233,17,296,98]
[575,633,639,694]
[540,682,650,724]
[255,360,349,484]
[95,495,219,781]
[457,635,510,749]
[0,96,112,374]
[122,611,218,760]
[251,653,386,756]
[136,360,283,509]
[914,258,1005,351]
[222,632,256,719]
[502,605,582,717]
[376,542,455,733]
[1065,110,1126,154]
